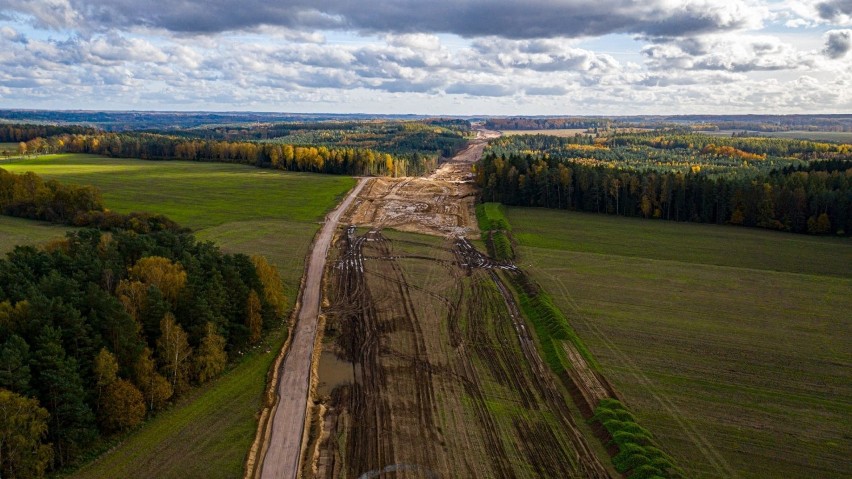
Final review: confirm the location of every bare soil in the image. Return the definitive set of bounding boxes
[346,129,498,238]
[307,128,612,478]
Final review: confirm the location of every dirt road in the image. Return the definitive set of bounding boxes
[260,178,368,479]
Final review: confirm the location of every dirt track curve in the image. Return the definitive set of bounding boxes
[259,178,368,479]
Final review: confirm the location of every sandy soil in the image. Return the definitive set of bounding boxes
[311,231,610,478]
[347,128,498,238]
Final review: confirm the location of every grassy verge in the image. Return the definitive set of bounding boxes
[476,202,514,261]
[507,206,852,478]
[508,272,598,372]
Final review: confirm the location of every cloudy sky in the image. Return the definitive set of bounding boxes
[0,0,850,114]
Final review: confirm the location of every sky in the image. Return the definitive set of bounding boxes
[0,0,850,115]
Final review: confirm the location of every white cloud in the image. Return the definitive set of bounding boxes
[0,1,848,113]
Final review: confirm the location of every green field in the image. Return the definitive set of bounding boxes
[0,215,71,254]
[72,328,285,479]
[505,207,852,479]
[1,154,355,477]
[2,154,355,291]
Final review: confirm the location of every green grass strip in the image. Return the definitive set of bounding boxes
[476,202,514,261]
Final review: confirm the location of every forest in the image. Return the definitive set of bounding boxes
[476,133,852,235]
[0,171,285,477]
[8,118,473,177]
[484,114,852,132]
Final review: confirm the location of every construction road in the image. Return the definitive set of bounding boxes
[260,177,368,479]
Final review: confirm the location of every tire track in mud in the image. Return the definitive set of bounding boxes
[310,128,612,478]
[316,230,610,478]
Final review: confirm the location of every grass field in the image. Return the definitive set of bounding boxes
[505,207,852,478]
[0,142,18,154]
[1,154,356,478]
[72,329,285,479]
[500,129,589,137]
[703,130,852,143]
[2,154,355,292]
[0,215,71,254]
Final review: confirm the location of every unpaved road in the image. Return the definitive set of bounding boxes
[260,178,368,479]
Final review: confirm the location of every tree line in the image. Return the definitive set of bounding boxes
[0,124,97,143]
[15,132,438,177]
[0,175,286,477]
[485,117,612,130]
[0,168,181,234]
[476,152,852,235]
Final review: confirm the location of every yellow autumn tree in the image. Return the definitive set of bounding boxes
[0,389,53,478]
[246,290,262,345]
[251,255,286,319]
[193,323,227,384]
[156,313,192,394]
[93,347,119,409]
[129,256,187,304]
[100,379,145,432]
[133,347,173,411]
[116,279,148,322]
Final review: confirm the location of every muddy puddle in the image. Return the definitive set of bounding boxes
[316,349,360,397]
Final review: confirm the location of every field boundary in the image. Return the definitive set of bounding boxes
[487,205,685,479]
[536,264,738,478]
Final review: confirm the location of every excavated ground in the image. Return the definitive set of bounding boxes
[303,128,611,478]
[312,230,608,479]
[346,129,498,238]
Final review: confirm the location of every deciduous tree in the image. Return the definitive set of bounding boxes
[246,290,262,345]
[132,348,172,412]
[156,313,192,394]
[193,323,227,384]
[0,389,53,479]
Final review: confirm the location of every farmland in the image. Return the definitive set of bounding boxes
[1,153,355,477]
[505,207,852,478]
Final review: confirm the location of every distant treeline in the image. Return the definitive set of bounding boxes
[19,132,438,177]
[477,153,852,235]
[0,123,98,143]
[609,131,850,157]
[485,117,611,130]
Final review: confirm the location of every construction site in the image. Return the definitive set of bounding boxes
[291,130,614,478]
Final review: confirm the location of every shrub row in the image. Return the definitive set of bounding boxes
[593,398,683,478]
